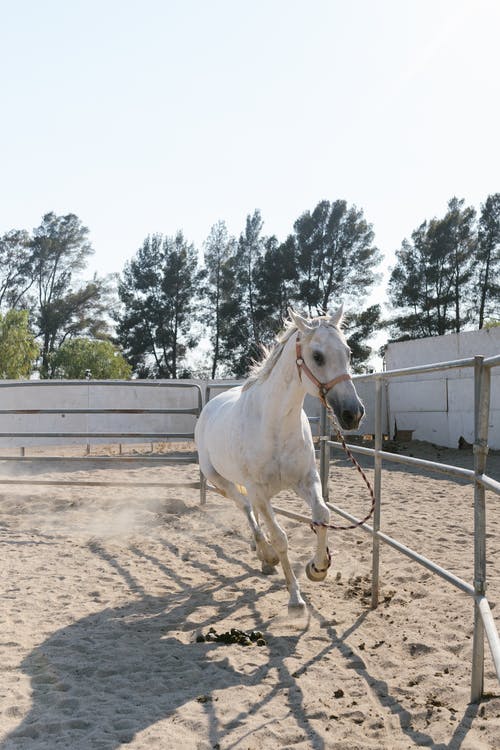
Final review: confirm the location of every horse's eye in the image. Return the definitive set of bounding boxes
[312,351,325,366]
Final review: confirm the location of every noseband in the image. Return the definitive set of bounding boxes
[295,334,351,401]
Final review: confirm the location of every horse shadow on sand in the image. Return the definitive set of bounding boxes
[1,520,480,750]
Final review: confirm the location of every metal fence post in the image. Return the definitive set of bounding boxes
[371,376,383,608]
[86,379,91,455]
[200,471,207,505]
[319,402,329,503]
[471,355,490,702]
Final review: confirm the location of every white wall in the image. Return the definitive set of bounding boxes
[384,328,500,449]
[0,380,203,447]
[0,377,380,448]
[2,327,498,451]
[202,380,325,436]
[203,378,383,438]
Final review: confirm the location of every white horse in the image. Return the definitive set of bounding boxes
[195,306,364,614]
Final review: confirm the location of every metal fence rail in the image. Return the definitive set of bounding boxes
[318,354,500,703]
[0,380,202,490]
[199,382,321,504]
[1,365,499,702]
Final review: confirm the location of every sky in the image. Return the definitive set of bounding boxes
[1,0,500,300]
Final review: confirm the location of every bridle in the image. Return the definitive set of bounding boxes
[295,334,351,402]
[295,331,376,538]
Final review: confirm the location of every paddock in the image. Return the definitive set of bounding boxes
[0,374,500,748]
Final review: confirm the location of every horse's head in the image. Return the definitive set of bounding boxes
[289,306,365,431]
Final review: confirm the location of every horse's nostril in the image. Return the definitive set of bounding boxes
[342,410,354,427]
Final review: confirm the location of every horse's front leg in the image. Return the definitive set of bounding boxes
[296,475,332,582]
[252,492,306,615]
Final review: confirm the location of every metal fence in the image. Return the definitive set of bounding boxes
[1,367,499,702]
[0,379,203,491]
[317,354,500,703]
[204,359,500,701]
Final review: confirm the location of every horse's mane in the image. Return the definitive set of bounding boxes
[242,321,298,391]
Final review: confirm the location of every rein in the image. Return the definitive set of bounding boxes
[318,397,376,531]
[295,334,376,533]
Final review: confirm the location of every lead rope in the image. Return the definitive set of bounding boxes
[312,391,376,533]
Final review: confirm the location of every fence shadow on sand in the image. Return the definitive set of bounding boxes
[1,517,481,750]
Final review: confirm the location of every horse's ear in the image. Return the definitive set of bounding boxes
[288,308,313,333]
[328,303,344,328]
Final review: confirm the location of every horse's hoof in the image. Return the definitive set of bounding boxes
[288,601,307,618]
[264,550,280,568]
[261,562,277,576]
[305,560,328,582]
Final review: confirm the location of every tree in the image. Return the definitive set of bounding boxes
[388,198,477,339]
[253,235,299,346]
[116,233,202,378]
[293,200,382,315]
[0,230,35,309]
[202,221,236,378]
[239,210,264,346]
[388,221,454,339]
[215,211,266,377]
[477,194,500,328]
[441,197,476,332]
[30,213,110,377]
[51,338,132,379]
[0,310,39,379]
[203,204,382,376]
[343,304,383,372]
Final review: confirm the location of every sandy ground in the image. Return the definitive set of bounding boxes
[0,440,500,749]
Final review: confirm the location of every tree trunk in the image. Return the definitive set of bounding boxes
[478,251,491,329]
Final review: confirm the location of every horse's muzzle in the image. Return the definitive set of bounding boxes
[328,394,365,431]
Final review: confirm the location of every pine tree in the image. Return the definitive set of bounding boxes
[202,221,236,378]
[31,213,109,377]
[217,210,266,377]
[388,199,477,339]
[0,230,35,309]
[293,200,381,315]
[477,194,500,327]
[343,305,383,372]
[116,233,201,378]
[253,235,299,346]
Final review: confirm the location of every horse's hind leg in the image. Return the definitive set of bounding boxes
[200,465,279,573]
